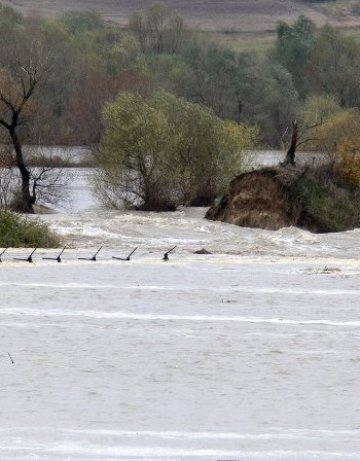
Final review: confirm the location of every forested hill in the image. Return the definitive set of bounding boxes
[1,0,359,31]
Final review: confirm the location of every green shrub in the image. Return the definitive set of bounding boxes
[291,169,360,232]
[96,90,258,210]
[0,212,60,247]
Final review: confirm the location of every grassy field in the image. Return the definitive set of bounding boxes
[3,0,360,53]
[4,0,360,32]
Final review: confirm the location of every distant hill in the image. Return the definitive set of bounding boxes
[2,0,359,32]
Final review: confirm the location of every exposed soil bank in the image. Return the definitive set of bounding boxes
[206,165,360,233]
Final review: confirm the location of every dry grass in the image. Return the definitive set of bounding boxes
[4,0,360,54]
[4,0,359,32]
[311,0,360,25]
[211,31,277,53]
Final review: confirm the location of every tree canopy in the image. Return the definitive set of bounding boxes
[95,91,258,210]
[0,4,360,149]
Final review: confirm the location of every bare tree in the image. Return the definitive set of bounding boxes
[0,42,49,213]
[0,145,71,212]
[28,149,72,208]
[281,120,298,166]
[281,119,321,166]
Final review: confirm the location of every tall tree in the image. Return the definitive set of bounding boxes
[129,4,186,54]
[0,43,49,212]
[274,15,316,97]
[308,26,360,108]
[232,53,298,146]
[179,42,239,119]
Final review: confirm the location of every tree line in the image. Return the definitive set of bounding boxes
[1,4,360,147]
[0,3,359,211]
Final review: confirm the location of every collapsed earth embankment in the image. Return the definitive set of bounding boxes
[206,165,360,233]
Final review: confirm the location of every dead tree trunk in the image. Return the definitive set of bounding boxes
[282,120,298,167]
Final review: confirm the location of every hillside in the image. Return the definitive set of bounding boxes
[2,0,359,32]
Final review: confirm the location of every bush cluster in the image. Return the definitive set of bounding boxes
[291,166,360,232]
[0,212,60,247]
[95,91,258,211]
[336,140,360,186]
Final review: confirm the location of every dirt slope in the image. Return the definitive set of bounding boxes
[206,166,360,233]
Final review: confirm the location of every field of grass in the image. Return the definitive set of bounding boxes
[3,0,360,53]
[4,0,360,32]
[194,29,275,53]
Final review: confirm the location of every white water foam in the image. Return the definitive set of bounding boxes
[58,428,360,441]
[0,282,359,296]
[1,307,359,326]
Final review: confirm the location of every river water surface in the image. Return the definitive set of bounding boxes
[0,167,359,461]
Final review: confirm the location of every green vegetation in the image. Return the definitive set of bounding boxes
[299,96,360,186]
[0,212,60,247]
[95,91,258,210]
[0,3,358,150]
[1,3,360,148]
[0,2,358,222]
[290,167,360,232]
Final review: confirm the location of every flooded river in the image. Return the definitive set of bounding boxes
[0,167,359,461]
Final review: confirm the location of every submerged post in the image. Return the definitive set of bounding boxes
[43,247,66,263]
[0,248,7,263]
[112,247,138,261]
[14,248,37,263]
[163,246,177,261]
[78,246,102,262]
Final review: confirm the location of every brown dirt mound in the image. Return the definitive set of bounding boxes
[206,166,360,233]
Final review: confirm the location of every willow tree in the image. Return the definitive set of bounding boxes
[95,91,259,210]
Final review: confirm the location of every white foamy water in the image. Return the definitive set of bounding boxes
[1,168,360,460]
